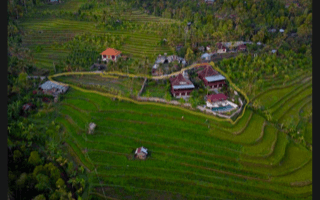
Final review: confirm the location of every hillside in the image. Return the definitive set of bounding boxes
[7,0,312,200]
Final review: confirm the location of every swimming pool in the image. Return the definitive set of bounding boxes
[212,105,234,112]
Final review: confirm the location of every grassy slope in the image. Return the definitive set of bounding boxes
[38,88,312,199]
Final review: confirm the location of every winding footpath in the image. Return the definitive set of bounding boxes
[48,62,249,124]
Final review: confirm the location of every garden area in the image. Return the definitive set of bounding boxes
[140,79,170,98]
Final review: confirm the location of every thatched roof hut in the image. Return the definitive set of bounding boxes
[135,146,148,160]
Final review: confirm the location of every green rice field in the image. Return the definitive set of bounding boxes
[17,0,176,72]
[28,85,312,199]
[18,1,312,199]
[54,74,145,95]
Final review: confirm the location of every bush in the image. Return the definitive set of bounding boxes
[164,92,172,101]
[28,151,42,166]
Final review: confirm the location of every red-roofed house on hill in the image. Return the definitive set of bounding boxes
[197,65,226,90]
[100,48,121,62]
[216,43,227,53]
[170,73,195,98]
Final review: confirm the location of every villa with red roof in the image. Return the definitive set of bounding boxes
[197,65,226,90]
[206,93,228,108]
[169,73,195,98]
[207,93,228,102]
[100,48,121,62]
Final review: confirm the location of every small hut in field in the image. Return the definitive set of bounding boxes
[88,122,96,134]
[135,146,148,160]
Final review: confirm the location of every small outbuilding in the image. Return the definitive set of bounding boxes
[279,29,285,33]
[88,122,96,134]
[268,29,277,33]
[135,146,148,160]
[39,81,69,97]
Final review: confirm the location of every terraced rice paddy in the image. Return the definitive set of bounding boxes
[31,86,312,199]
[19,1,311,199]
[54,74,144,95]
[251,73,312,159]
[17,0,176,71]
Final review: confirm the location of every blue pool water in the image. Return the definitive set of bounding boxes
[212,105,234,112]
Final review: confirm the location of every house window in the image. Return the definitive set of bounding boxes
[219,84,222,87]
[103,55,106,58]
[187,92,190,95]
[181,92,185,96]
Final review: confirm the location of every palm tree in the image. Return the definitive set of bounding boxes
[152,0,157,16]
[143,56,150,75]
[68,178,77,189]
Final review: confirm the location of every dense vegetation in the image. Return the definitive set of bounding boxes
[8,0,311,199]
[7,1,90,199]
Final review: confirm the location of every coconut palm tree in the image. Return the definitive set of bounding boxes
[152,0,157,16]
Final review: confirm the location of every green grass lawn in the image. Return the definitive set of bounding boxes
[27,87,312,199]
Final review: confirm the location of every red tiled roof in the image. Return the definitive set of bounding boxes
[207,93,228,102]
[100,48,121,56]
[197,65,218,78]
[170,74,193,86]
[216,43,226,50]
